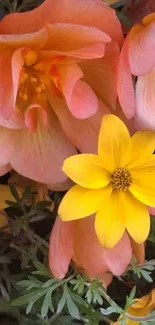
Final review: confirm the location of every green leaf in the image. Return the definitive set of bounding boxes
[11,288,48,306]
[140,270,153,282]
[42,279,57,288]
[85,289,93,304]
[9,183,21,203]
[36,201,52,210]
[66,294,80,319]
[100,306,114,316]
[41,289,52,318]
[33,262,52,277]
[57,290,67,314]
[17,280,42,289]
[5,200,19,207]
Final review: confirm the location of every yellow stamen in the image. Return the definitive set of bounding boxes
[30,77,37,83]
[36,87,42,93]
[23,49,37,67]
[111,167,132,191]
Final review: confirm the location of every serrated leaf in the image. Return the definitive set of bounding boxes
[100,306,114,316]
[9,184,20,203]
[11,288,48,306]
[33,262,52,277]
[70,292,87,307]
[85,289,93,304]
[57,290,67,314]
[17,280,41,289]
[5,200,19,207]
[42,279,57,288]
[140,270,153,282]
[41,289,52,318]
[129,286,136,301]
[78,283,84,294]
[66,294,80,319]
[26,300,35,314]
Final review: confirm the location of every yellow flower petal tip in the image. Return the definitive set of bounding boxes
[59,114,155,247]
[113,289,155,324]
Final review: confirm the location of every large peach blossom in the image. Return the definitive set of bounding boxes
[0,0,123,187]
[117,13,155,130]
[49,215,145,286]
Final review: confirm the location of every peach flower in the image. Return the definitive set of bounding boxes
[0,0,123,187]
[49,215,145,286]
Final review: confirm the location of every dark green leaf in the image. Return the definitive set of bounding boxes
[9,183,21,203]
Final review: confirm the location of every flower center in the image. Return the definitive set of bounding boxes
[111,167,132,191]
[18,49,63,104]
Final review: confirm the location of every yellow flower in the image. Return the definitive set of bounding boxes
[113,289,155,325]
[59,114,155,248]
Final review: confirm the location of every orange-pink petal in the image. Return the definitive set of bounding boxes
[51,96,109,153]
[46,22,110,53]
[80,41,120,111]
[0,0,122,46]
[73,216,132,278]
[10,111,77,184]
[128,22,155,76]
[117,36,136,118]
[135,69,155,130]
[0,127,17,166]
[49,217,73,279]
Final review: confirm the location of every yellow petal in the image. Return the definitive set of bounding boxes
[98,114,130,169]
[95,191,125,248]
[130,166,155,206]
[62,154,111,189]
[124,191,150,243]
[125,131,155,169]
[59,184,112,221]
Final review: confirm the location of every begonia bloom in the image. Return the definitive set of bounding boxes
[59,114,155,248]
[49,215,145,285]
[0,0,123,187]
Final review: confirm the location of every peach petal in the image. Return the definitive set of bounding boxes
[0,164,12,176]
[0,107,24,129]
[73,216,132,278]
[46,23,110,52]
[128,22,155,76]
[10,111,77,184]
[24,104,50,132]
[103,232,132,276]
[11,48,24,108]
[80,41,119,111]
[117,36,136,119]
[67,79,98,119]
[51,95,109,153]
[0,54,14,118]
[135,68,155,130]
[0,0,123,45]
[49,217,73,279]
[0,28,48,53]
[0,127,17,166]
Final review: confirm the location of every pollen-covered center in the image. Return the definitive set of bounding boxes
[111,167,132,191]
[18,49,63,104]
